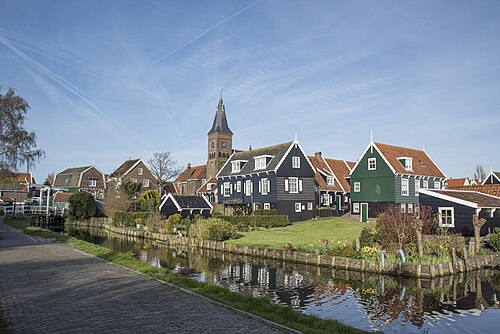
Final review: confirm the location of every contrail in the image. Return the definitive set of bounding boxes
[152,0,263,64]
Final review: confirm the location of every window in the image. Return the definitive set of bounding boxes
[323,194,330,205]
[142,179,149,188]
[295,203,302,212]
[245,180,253,196]
[236,181,241,192]
[138,168,143,176]
[292,156,300,168]
[401,179,409,196]
[289,177,298,193]
[223,182,231,197]
[438,207,454,227]
[353,203,359,213]
[354,182,360,192]
[88,179,97,187]
[307,202,313,210]
[405,158,412,171]
[434,181,441,189]
[232,161,241,173]
[408,203,413,214]
[415,179,420,196]
[131,178,138,183]
[264,203,270,210]
[368,157,376,170]
[254,157,267,170]
[326,176,334,185]
[207,184,212,191]
[261,178,269,195]
[401,203,406,213]
[423,180,429,189]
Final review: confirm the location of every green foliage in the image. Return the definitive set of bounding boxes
[159,213,183,234]
[221,215,290,230]
[359,226,377,247]
[113,211,161,228]
[122,180,142,198]
[488,231,500,252]
[328,245,361,259]
[188,218,239,241]
[68,192,96,221]
[253,209,278,216]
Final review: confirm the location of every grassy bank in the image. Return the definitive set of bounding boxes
[228,217,369,250]
[4,217,366,334]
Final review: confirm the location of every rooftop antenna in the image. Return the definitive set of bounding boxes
[219,87,223,98]
[294,132,298,142]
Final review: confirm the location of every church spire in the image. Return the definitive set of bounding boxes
[208,92,233,135]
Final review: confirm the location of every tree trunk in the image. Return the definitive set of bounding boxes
[472,215,486,254]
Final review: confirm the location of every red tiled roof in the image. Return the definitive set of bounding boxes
[162,182,176,194]
[175,165,206,183]
[446,178,470,188]
[324,158,354,192]
[430,190,500,208]
[54,192,73,203]
[197,178,217,193]
[308,156,339,191]
[374,142,445,178]
[448,185,500,198]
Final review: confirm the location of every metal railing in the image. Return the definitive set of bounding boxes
[1,204,65,217]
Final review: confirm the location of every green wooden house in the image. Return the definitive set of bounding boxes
[350,141,446,222]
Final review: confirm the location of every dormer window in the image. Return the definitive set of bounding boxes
[231,160,247,173]
[398,157,413,171]
[254,155,273,170]
[326,176,334,186]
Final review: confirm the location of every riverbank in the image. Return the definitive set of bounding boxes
[3,217,365,334]
[80,219,498,278]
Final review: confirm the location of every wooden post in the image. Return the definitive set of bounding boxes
[473,215,486,255]
[355,237,360,251]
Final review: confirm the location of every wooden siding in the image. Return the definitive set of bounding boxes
[394,175,444,204]
[419,193,500,236]
[218,173,278,204]
[276,145,315,178]
[277,201,315,222]
[276,177,315,201]
[121,161,157,191]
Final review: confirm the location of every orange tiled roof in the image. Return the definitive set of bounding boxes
[448,184,500,197]
[374,142,445,178]
[324,158,354,192]
[446,178,470,188]
[197,178,217,193]
[175,165,206,183]
[54,192,73,203]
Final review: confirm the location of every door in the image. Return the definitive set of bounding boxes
[335,195,341,211]
[360,203,368,222]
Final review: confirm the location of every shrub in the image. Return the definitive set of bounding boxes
[68,192,96,221]
[220,215,290,230]
[254,209,278,216]
[359,226,377,247]
[113,211,161,228]
[188,218,238,241]
[158,213,183,234]
[328,245,361,259]
[488,232,500,252]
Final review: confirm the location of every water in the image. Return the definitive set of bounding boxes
[66,225,500,333]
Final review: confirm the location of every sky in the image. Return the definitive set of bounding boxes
[1,0,499,182]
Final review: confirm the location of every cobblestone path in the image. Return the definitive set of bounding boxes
[0,219,296,333]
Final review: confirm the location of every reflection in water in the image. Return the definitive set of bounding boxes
[67,226,500,333]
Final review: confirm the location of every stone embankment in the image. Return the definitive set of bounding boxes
[71,218,499,279]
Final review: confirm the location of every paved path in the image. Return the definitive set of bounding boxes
[0,218,296,333]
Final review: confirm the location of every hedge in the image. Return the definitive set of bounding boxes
[253,209,279,216]
[112,211,161,227]
[221,215,290,230]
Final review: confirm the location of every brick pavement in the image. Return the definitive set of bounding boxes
[0,218,297,334]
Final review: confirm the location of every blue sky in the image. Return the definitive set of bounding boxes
[1,0,499,182]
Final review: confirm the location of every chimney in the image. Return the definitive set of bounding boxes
[187,163,192,177]
[249,145,252,151]
[315,152,322,160]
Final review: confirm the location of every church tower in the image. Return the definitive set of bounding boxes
[207,93,233,179]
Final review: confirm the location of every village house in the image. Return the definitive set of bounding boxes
[108,159,157,195]
[482,171,500,185]
[53,166,106,199]
[0,172,36,203]
[159,193,213,219]
[216,140,316,222]
[350,141,446,222]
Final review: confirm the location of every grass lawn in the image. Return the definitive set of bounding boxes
[227,217,371,250]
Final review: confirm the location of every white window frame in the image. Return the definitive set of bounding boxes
[88,179,97,187]
[405,158,413,171]
[326,176,334,186]
[223,182,231,197]
[401,203,406,213]
[401,178,409,196]
[438,207,454,227]
[408,203,413,214]
[138,168,143,176]
[263,203,270,210]
[307,202,313,210]
[415,179,420,196]
[261,178,269,195]
[295,203,302,212]
[323,193,330,205]
[353,203,359,213]
[245,180,252,196]
[254,157,267,170]
[142,179,149,188]
[131,178,138,183]
[292,156,300,169]
[434,181,441,189]
[423,180,429,189]
[289,177,299,193]
[232,162,242,173]
[368,157,376,171]
[236,181,241,192]
[354,182,360,192]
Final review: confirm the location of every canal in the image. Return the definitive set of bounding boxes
[65,225,500,333]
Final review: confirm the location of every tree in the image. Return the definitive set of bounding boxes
[148,152,182,194]
[0,87,45,172]
[44,172,54,186]
[473,165,486,182]
[68,192,96,221]
[122,180,142,199]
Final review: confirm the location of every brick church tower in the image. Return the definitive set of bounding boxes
[207,94,233,179]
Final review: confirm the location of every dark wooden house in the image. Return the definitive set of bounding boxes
[482,171,500,185]
[159,193,213,219]
[53,166,106,199]
[419,189,500,236]
[216,140,316,222]
[108,159,157,195]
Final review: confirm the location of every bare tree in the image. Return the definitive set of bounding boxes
[0,87,45,172]
[473,165,486,182]
[148,152,182,195]
[44,172,55,186]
